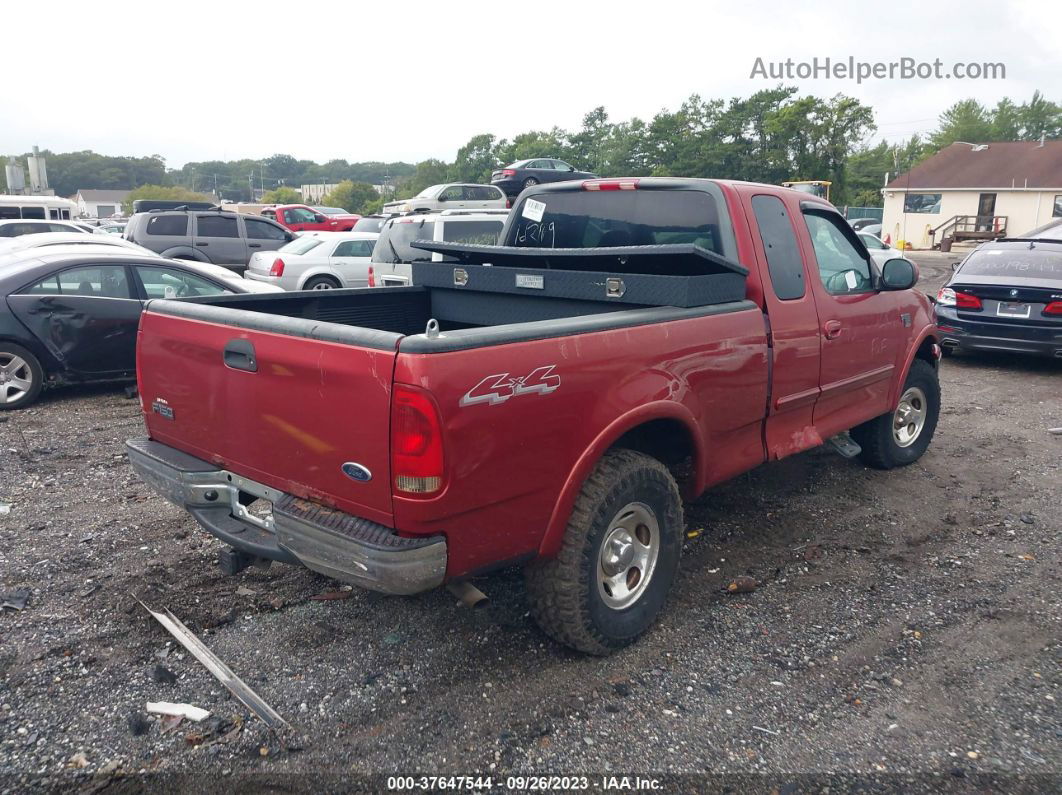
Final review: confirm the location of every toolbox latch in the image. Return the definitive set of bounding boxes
[605,277,626,298]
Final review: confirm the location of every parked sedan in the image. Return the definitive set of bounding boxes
[858,232,913,269]
[0,250,280,409]
[0,219,91,237]
[244,231,378,290]
[0,232,155,257]
[935,238,1062,358]
[490,158,597,196]
[382,183,507,215]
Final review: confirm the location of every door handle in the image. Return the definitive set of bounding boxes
[195,242,209,246]
[823,320,843,340]
[248,243,262,248]
[223,338,257,372]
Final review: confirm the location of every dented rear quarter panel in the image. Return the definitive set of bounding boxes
[393,308,769,577]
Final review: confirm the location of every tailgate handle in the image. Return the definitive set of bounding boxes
[223,339,257,372]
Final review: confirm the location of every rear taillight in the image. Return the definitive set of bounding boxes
[505,198,512,209]
[937,287,981,310]
[1044,300,1062,315]
[269,258,285,277]
[367,265,375,287]
[583,178,640,191]
[391,385,444,496]
[502,169,516,177]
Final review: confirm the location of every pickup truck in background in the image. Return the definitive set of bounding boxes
[262,204,360,233]
[127,178,941,655]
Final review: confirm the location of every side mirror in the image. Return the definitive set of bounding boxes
[314,214,326,223]
[881,258,917,290]
[437,195,448,202]
[951,260,961,272]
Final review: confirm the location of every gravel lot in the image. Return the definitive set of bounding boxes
[1,252,1059,791]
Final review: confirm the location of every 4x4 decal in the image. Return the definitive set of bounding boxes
[460,365,561,407]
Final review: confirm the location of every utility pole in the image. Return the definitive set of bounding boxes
[248,171,255,202]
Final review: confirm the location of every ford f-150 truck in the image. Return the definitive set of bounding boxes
[127,178,941,655]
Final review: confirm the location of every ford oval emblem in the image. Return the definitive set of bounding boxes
[341,462,372,483]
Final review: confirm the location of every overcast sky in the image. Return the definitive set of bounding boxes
[3,0,1059,168]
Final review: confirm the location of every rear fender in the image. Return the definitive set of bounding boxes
[537,401,703,560]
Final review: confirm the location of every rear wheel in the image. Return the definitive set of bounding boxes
[0,343,44,410]
[852,359,940,469]
[304,276,341,290]
[525,449,683,655]
[522,177,539,188]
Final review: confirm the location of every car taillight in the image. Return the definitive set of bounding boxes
[505,198,512,209]
[391,385,444,496]
[367,265,375,288]
[1044,300,1062,315]
[502,169,516,177]
[936,287,981,310]
[582,178,640,191]
[269,258,285,277]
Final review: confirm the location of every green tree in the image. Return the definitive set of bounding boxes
[260,186,301,204]
[122,185,214,214]
[449,134,499,183]
[320,181,380,214]
[929,99,994,148]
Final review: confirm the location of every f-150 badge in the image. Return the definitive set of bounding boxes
[460,366,561,407]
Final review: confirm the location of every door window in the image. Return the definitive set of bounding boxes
[55,265,133,298]
[858,233,888,250]
[195,215,239,237]
[333,240,373,257]
[135,266,230,298]
[244,218,288,239]
[22,275,61,295]
[803,212,874,295]
[439,186,465,201]
[552,160,573,171]
[751,194,805,300]
[21,207,45,220]
[286,208,318,224]
[146,215,189,236]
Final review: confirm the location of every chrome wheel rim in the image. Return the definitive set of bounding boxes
[597,502,660,609]
[893,386,927,448]
[310,282,334,290]
[0,353,33,405]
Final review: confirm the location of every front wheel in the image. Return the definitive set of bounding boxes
[525,449,683,655]
[851,359,940,469]
[0,343,45,410]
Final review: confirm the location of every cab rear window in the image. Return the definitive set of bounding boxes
[506,188,734,258]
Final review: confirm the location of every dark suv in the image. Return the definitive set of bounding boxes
[124,209,293,269]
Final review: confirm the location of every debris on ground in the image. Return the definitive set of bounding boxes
[152,664,177,684]
[66,751,89,768]
[137,598,289,729]
[0,502,11,516]
[1,587,31,611]
[309,589,353,601]
[1048,427,1062,435]
[146,701,210,722]
[727,575,759,594]
[235,585,256,597]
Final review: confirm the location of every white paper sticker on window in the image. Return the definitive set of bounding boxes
[163,285,178,299]
[844,270,857,289]
[522,198,546,223]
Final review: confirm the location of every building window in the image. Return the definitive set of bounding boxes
[903,193,942,214]
[1053,195,1062,218]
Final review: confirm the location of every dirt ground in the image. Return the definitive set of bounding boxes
[0,252,1059,792]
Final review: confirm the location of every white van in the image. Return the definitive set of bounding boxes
[0,195,78,222]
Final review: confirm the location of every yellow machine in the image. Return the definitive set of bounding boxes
[781,180,832,202]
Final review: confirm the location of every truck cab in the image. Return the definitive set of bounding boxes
[264,204,360,233]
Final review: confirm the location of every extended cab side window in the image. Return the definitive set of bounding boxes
[244,218,287,240]
[751,195,805,300]
[803,211,873,295]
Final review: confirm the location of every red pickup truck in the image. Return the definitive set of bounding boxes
[127,178,941,654]
[262,204,359,233]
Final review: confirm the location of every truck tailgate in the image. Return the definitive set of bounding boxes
[136,305,400,526]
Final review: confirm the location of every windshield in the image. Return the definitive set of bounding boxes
[506,188,734,257]
[959,248,1062,281]
[352,217,385,233]
[279,236,323,255]
[372,219,437,263]
[415,185,442,199]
